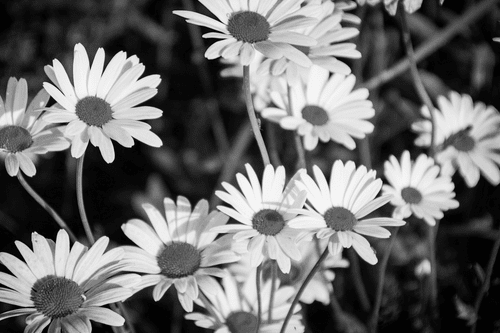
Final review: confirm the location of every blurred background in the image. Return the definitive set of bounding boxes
[0,0,499,332]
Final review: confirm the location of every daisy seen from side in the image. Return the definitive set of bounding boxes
[0,229,139,333]
[121,196,240,312]
[42,43,163,163]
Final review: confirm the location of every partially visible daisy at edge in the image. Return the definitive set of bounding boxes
[289,160,405,265]
[262,65,374,151]
[121,196,240,312]
[186,270,304,333]
[412,91,500,187]
[382,150,459,226]
[43,43,163,163]
[0,229,139,332]
[0,78,69,177]
[213,163,308,274]
[173,0,320,66]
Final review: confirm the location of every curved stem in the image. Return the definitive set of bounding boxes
[17,173,77,242]
[243,65,271,166]
[268,261,278,323]
[287,84,306,170]
[256,265,262,333]
[280,247,330,333]
[76,154,95,245]
[369,227,400,333]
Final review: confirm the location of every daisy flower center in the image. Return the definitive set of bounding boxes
[75,96,113,127]
[157,242,201,278]
[226,311,258,333]
[324,207,357,231]
[401,186,423,204]
[443,126,475,152]
[252,209,285,236]
[0,125,33,152]
[227,11,271,43]
[30,275,85,318]
[302,105,329,126]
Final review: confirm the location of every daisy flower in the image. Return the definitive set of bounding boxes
[43,43,163,163]
[173,0,319,66]
[289,160,406,265]
[186,271,304,333]
[262,65,374,151]
[412,92,500,187]
[382,151,459,226]
[0,78,69,177]
[0,229,139,332]
[213,164,308,274]
[258,0,361,84]
[121,197,240,312]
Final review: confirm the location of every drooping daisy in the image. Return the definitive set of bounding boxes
[412,92,500,187]
[213,164,307,274]
[121,197,240,312]
[186,270,304,333]
[262,65,374,151]
[0,78,69,177]
[382,151,459,226]
[173,0,319,66]
[43,43,163,163]
[258,0,361,84]
[289,160,405,265]
[0,229,139,332]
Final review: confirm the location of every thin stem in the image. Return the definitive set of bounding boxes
[280,247,330,333]
[266,122,282,167]
[199,292,223,327]
[428,223,439,317]
[117,302,137,333]
[471,228,500,333]
[256,265,262,333]
[330,293,347,331]
[369,227,400,333]
[347,248,371,313]
[286,84,306,170]
[268,261,278,323]
[17,173,77,242]
[76,154,95,245]
[243,65,271,166]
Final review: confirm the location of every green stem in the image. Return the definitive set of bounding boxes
[17,173,77,242]
[243,65,271,166]
[268,261,278,323]
[76,153,95,245]
[256,265,262,333]
[347,248,371,313]
[286,84,306,170]
[428,223,439,318]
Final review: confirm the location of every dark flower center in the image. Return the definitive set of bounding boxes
[401,187,423,204]
[226,311,258,333]
[302,105,329,126]
[324,207,357,231]
[227,11,271,43]
[30,275,85,318]
[442,125,475,152]
[157,242,201,279]
[252,209,285,236]
[75,96,113,127]
[0,125,33,152]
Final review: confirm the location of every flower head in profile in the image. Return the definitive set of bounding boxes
[43,43,163,163]
[121,197,239,312]
[262,65,374,151]
[0,78,69,177]
[173,0,318,66]
[0,229,138,332]
[382,151,459,225]
[289,160,405,265]
[186,271,304,333]
[412,92,500,187]
[213,164,308,274]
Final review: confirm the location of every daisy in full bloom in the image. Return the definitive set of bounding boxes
[382,151,459,226]
[0,78,69,177]
[262,65,374,151]
[412,92,500,187]
[0,229,139,332]
[213,164,308,274]
[121,197,240,312]
[43,43,163,163]
[186,271,304,333]
[173,0,319,66]
[289,160,406,265]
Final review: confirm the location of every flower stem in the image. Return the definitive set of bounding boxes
[243,65,271,166]
[256,264,262,333]
[76,153,95,245]
[347,248,371,313]
[287,84,306,170]
[280,246,330,333]
[199,292,223,327]
[17,173,77,242]
[268,260,278,323]
[369,227,400,333]
[427,222,439,319]
[470,228,500,333]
